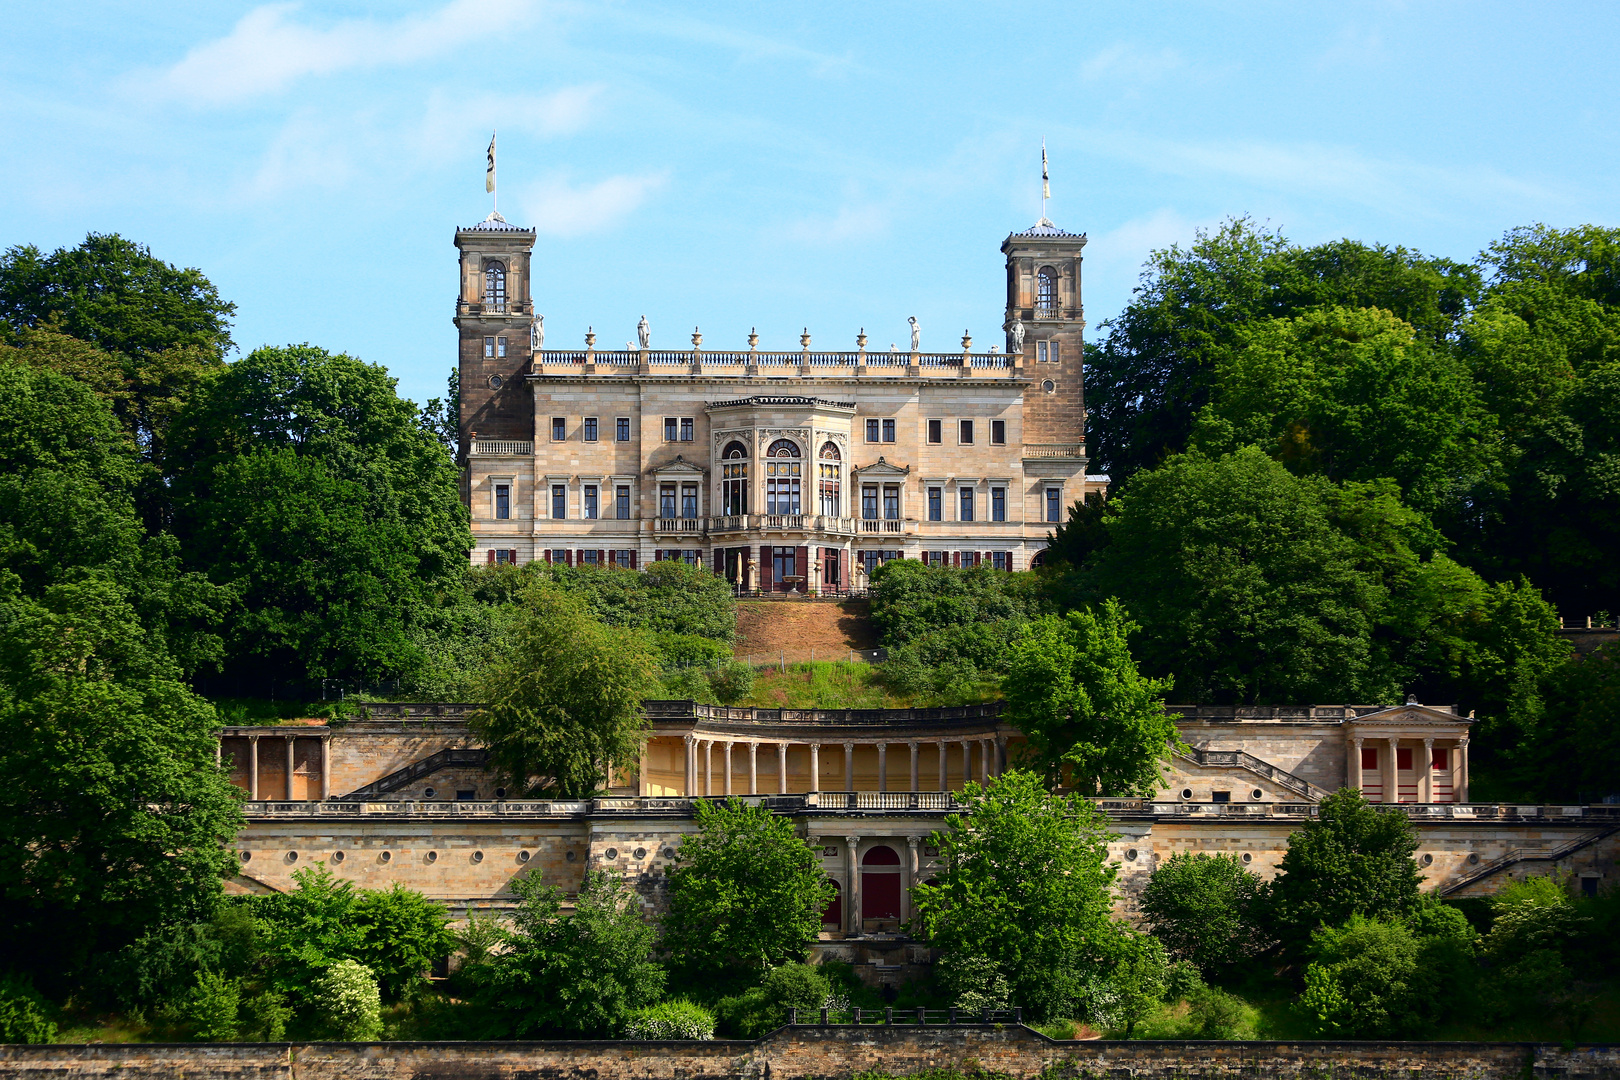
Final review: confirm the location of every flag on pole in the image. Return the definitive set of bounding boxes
[485,131,496,194]
[1041,141,1050,199]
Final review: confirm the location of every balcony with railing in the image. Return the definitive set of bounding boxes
[470,440,533,456]
[858,518,910,535]
[532,346,1018,379]
[1021,443,1085,458]
[655,517,705,534]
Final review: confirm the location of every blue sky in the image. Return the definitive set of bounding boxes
[4,1,1618,406]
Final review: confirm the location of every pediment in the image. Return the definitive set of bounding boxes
[853,457,911,477]
[1347,704,1472,729]
[649,457,707,477]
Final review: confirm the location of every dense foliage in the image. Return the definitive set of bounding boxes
[1138,853,1270,977]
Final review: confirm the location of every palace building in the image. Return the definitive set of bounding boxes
[454,213,1102,585]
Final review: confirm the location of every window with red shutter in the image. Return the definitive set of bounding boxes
[486,550,495,564]
[1361,747,1378,770]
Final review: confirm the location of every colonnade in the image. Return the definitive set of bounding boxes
[1344,735,1469,804]
[220,734,333,801]
[833,834,923,936]
[680,734,1004,796]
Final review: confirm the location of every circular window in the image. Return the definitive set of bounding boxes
[425,851,438,864]
[495,788,507,800]
[488,374,503,389]
[330,850,345,864]
[633,847,647,860]
[1468,853,1480,865]
[423,787,436,800]
[1180,788,1194,801]
[1241,852,1253,864]
[471,850,484,864]
[517,850,531,863]
[1042,379,1056,393]
[239,850,251,863]
[663,847,676,859]
[286,850,298,863]
[1124,848,1138,862]
[379,851,392,863]
[604,848,619,861]
[565,850,576,862]
[1420,853,1433,866]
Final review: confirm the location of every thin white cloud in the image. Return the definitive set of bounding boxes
[521,172,669,237]
[146,0,541,105]
[1080,43,1186,85]
[779,204,889,246]
[414,85,604,162]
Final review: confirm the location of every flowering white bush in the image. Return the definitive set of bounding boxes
[313,959,383,1041]
[622,999,716,1040]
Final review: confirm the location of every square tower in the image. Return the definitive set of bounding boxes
[1001,222,1087,450]
[453,218,537,458]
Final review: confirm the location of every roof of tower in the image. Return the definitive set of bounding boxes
[459,211,533,233]
[1007,218,1086,240]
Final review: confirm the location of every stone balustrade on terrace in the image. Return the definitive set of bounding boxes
[529,348,1017,379]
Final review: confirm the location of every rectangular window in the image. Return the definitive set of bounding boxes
[551,485,566,519]
[680,417,694,442]
[882,418,896,443]
[497,336,507,358]
[866,418,881,442]
[583,417,598,442]
[495,484,510,520]
[928,487,942,521]
[551,417,566,441]
[1396,748,1414,771]
[1050,341,1060,365]
[773,546,797,581]
[484,336,495,358]
[1046,487,1062,523]
[927,419,942,444]
[581,549,599,566]
[883,485,900,520]
[664,417,678,441]
[1037,341,1048,363]
[862,486,879,520]
[991,486,1006,522]
[681,484,698,519]
[549,549,569,563]
[1211,790,1231,804]
[660,484,677,519]
[992,551,1008,570]
[991,419,1006,445]
[494,549,511,564]
[615,549,635,567]
[616,417,631,442]
[959,420,974,445]
[1361,747,1379,770]
[959,488,974,522]
[927,551,944,567]
[583,485,598,520]
[616,485,631,520]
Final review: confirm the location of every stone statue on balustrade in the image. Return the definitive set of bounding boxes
[637,315,651,350]
[908,316,921,353]
[1009,316,1025,355]
[531,314,544,352]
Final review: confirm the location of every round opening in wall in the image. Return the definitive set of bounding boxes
[1252,788,1264,800]
[517,850,531,863]
[1420,853,1433,866]
[1124,848,1138,862]
[495,788,507,800]
[564,850,576,862]
[1468,853,1480,865]
[423,787,436,800]
[379,851,392,863]
[488,374,503,389]
[239,851,251,862]
[1180,788,1194,801]
[633,847,647,860]
[604,848,619,861]
[425,851,438,864]
[286,850,298,863]
[1042,380,1056,393]
[330,850,345,864]
[1241,852,1253,864]
[663,847,676,859]
[471,850,484,863]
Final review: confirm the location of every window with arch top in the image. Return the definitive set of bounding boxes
[1036,267,1058,316]
[723,440,749,460]
[768,439,801,457]
[721,441,749,515]
[483,263,507,310]
[818,441,841,517]
[765,439,801,514]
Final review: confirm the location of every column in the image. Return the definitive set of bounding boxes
[723,741,734,796]
[994,735,1007,776]
[980,738,992,783]
[248,735,260,800]
[286,736,297,800]
[748,743,759,795]
[937,741,948,792]
[908,741,919,793]
[215,739,222,767]
[844,742,855,791]
[1458,738,1470,803]
[1421,738,1434,804]
[960,741,972,788]
[810,743,821,793]
[703,740,713,796]
[1347,736,1362,792]
[877,743,888,793]
[320,736,331,801]
[1385,737,1399,804]
[903,836,920,923]
[845,835,861,935]
[683,735,695,796]
[778,742,789,795]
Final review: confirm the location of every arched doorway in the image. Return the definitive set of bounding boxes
[821,879,843,930]
[861,845,901,923]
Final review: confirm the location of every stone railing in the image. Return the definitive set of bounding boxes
[1021,443,1086,458]
[1175,747,1327,800]
[470,440,533,456]
[533,348,1017,379]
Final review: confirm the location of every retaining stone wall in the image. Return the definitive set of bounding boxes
[3,1026,1617,1080]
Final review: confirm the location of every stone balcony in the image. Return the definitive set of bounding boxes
[653,514,918,538]
[530,348,1018,381]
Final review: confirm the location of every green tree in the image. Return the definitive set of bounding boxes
[661,798,835,991]
[712,963,831,1037]
[1138,853,1269,978]
[251,864,365,1006]
[1266,788,1423,952]
[311,959,383,1041]
[911,770,1121,1021]
[471,587,659,797]
[1297,915,1426,1038]
[351,884,454,1003]
[1001,603,1178,796]
[170,343,471,685]
[468,870,664,1038]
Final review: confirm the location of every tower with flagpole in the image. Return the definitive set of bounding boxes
[1040,139,1052,226]
[485,130,504,223]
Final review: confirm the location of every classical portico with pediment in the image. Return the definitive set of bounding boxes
[1344,703,1471,804]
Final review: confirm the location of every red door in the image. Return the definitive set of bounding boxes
[860,845,902,920]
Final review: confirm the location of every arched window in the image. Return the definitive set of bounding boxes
[1036,267,1058,315]
[721,442,748,516]
[818,441,841,517]
[766,440,801,514]
[483,263,507,310]
[723,440,748,460]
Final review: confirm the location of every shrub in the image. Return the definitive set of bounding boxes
[0,977,56,1044]
[312,959,383,1041]
[1140,853,1269,977]
[351,884,455,1003]
[623,999,716,1040]
[708,660,756,705]
[177,970,240,1041]
[238,989,293,1041]
[714,964,831,1038]
[1297,916,1424,1038]
[1185,986,1250,1039]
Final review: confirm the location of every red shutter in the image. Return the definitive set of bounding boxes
[608,550,617,567]
[565,550,574,567]
[629,550,638,569]
[509,549,518,563]
[544,550,552,564]
[952,551,961,568]
[597,550,605,566]
[655,550,664,562]
[713,550,724,575]
[796,546,809,588]
[760,545,773,591]
[486,550,495,564]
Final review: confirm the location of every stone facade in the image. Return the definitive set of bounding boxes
[457,216,1101,579]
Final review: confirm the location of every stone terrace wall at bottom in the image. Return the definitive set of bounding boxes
[3,1027,1618,1080]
